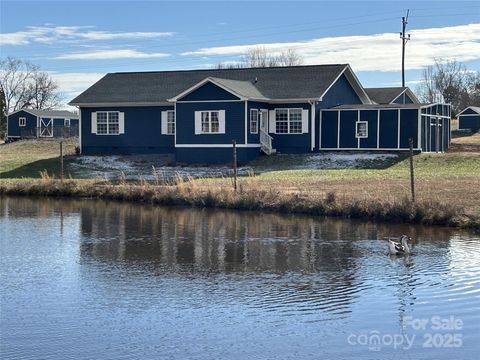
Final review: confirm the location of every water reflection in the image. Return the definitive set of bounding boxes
[1,197,479,360]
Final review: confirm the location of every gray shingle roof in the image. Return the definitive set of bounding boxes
[207,77,268,100]
[10,109,79,118]
[365,87,409,104]
[69,64,349,105]
[331,103,424,110]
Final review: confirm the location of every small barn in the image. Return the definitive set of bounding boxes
[7,109,79,139]
[457,106,480,132]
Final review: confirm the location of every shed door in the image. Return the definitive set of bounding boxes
[429,118,443,153]
[40,118,53,137]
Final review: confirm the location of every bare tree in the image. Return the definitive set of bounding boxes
[416,59,480,115]
[0,57,38,113]
[27,71,63,110]
[216,46,303,69]
[0,57,62,114]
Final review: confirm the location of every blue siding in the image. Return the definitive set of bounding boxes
[176,101,245,145]
[320,111,338,148]
[178,82,241,102]
[7,110,37,137]
[459,115,480,130]
[175,147,259,165]
[320,74,362,108]
[339,110,357,148]
[399,109,418,148]
[379,110,398,148]
[404,94,414,104]
[270,103,311,153]
[359,110,378,148]
[81,106,174,154]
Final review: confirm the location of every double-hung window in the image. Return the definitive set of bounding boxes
[250,109,259,134]
[19,117,26,127]
[97,111,119,135]
[355,121,368,138]
[275,108,302,134]
[167,110,175,135]
[201,111,220,133]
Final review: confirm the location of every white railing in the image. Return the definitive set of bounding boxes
[260,129,274,155]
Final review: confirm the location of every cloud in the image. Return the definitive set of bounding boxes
[182,24,480,72]
[0,25,174,46]
[55,49,170,60]
[50,71,105,92]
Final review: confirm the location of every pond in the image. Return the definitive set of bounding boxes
[1,197,479,359]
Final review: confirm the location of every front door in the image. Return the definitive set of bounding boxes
[40,118,53,137]
[260,109,268,133]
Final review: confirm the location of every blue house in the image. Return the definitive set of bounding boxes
[69,65,451,164]
[7,109,79,139]
[457,106,480,132]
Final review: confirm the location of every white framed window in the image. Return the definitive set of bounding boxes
[97,111,119,135]
[19,117,26,127]
[201,111,220,133]
[250,109,259,134]
[275,108,303,134]
[64,119,71,127]
[167,110,175,135]
[356,121,368,138]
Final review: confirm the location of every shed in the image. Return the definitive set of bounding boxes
[7,109,79,139]
[457,106,480,132]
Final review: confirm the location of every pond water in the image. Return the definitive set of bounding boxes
[1,197,479,360]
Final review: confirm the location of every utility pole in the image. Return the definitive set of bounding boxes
[400,10,411,87]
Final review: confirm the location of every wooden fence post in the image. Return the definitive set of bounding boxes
[409,137,415,202]
[60,140,64,181]
[232,140,237,192]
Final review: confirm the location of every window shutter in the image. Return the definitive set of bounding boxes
[119,112,125,134]
[194,111,201,134]
[269,110,276,133]
[218,110,226,133]
[302,109,309,133]
[161,111,168,134]
[91,112,97,134]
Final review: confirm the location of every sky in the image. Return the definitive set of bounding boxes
[1,0,479,107]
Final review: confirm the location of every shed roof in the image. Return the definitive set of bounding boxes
[69,64,370,105]
[330,103,423,110]
[365,87,417,104]
[457,106,480,116]
[8,109,79,118]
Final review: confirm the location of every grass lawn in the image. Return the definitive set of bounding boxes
[1,135,479,217]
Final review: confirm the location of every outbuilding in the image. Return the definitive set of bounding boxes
[7,109,79,139]
[457,106,480,132]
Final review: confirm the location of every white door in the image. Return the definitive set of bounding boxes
[40,118,53,137]
[260,109,268,133]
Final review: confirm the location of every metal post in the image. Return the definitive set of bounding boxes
[60,141,64,181]
[232,140,237,192]
[409,138,415,202]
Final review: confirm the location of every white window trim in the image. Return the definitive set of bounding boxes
[355,121,368,138]
[96,111,120,135]
[19,117,26,127]
[274,108,303,134]
[200,110,221,134]
[166,110,175,135]
[250,109,259,134]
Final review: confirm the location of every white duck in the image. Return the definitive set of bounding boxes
[387,235,411,255]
